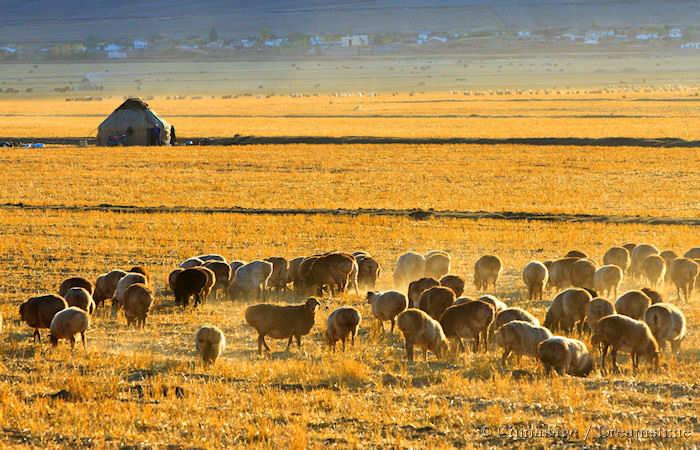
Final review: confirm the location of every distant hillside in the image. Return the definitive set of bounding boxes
[2,0,699,43]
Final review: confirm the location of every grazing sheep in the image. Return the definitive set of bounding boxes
[168,268,184,293]
[585,297,616,332]
[204,260,233,299]
[128,266,149,283]
[111,273,148,318]
[418,286,456,321]
[393,252,426,289]
[174,268,208,307]
[474,255,502,291]
[407,277,440,308]
[603,246,631,273]
[229,260,273,301]
[244,298,321,355]
[63,287,95,315]
[494,320,553,364]
[522,261,548,300]
[615,290,652,320]
[476,294,507,312]
[195,325,226,365]
[58,277,94,298]
[396,308,449,362]
[660,250,678,283]
[538,337,593,377]
[326,307,362,351]
[565,250,587,259]
[356,255,381,289]
[93,269,127,307]
[180,257,204,268]
[440,274,465,298]
[366,290,408,333]
[644,303,686,353]
[123,283,153,328]
[440,300,494,353]
[19,295,68,342]
[230,260,246,277]
[592,314,660,373]
[593,265,623,298]
[641,255,665,287]
[547,257,579,291]
[493,307,540,332]
[670,257,698,302]
[630,243,659,279]
[287,257,304,289]
[544,288,592,335]
[621,243,637,254]
[571,259,596,289]
[640,287,663,304]
[195,266,216,302]
[49,306,89,352]
[265,257,289,292]
[304,252,357,296]
[424,250,451,279]
[683,247,700,260]
[195,254,228,264]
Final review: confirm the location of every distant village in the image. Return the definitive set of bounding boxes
[3,25,700,61]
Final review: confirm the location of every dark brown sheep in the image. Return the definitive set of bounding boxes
[640,287,663,305]
[592,314,660,374]
[288,256,305,290]
[418,286,456,321]
[265,256,289,292]
[204,260,232,299]
[168,267,184,293]
[195,266,216,302]
[19,294,68,342]
[58,277,94,298]
[326,306,362,351]
[440,274,465,298]
[439,300,495,353]
[123,283,153,328]
[544,288,592,335]
[174,268,208,307]
[245,298,321,355]
[407,277,440,308]
[565,250,587,259]
[94,269,127,307]
[64,287,96,315]
[128,266,149,283]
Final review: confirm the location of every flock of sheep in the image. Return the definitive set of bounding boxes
[10,243,695,377]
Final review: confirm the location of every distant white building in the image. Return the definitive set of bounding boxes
[240,39,256,48]
[681,42,700,49]
[309,35,322,46]
[204,41,224,49]
[0,46,17,54]
[264,38,286,47]
[517,31,531,39]
[668,28,683,39]
[103,43,123,52]
[636,33,659,41]
[133,40,148,49]
[341,34,369,47]
[107,51,127,59]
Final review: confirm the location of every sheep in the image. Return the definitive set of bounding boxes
[603,246,631,273]
[615,290,652,320]
[621,242,637,254]
[366,290,408,333]
[180,257,204,268]
[265,257,289,292]
[644,303,686,353]
[547,257,578,291]
[474,255,502,291]
[591,314,660,374]
[195,266,216,302]
[287,256,304,289]
[393,252,426,289]
[659,250,678,283]
[683,247,700,259]
[522,261,548,300]
[326,306,362,351]
[538,337,593,377]
[439,300,494,353]
[58,276,94,298]
[93,269,127,307]
[630,243,659,279]
[63,287,96,315]
[424,250,451,279]
[439,274,465,298]
[123,283,153,328]
[168,267,184,293]
[356,255,381,289]
[195,325,226,365]
[19,294,68,342]
[476,294,507,312]
[229,260,273,301]
[127,266,149,283]
[593,265,623,298]
[303,252,357,296]
[570,259,596,289]
[174,268,208,307]
[641,254,665,287]
[640,287,663,304]
[49,306,89,352]
[493,307,540,332]
[195,254,228,264]
[407,277,440,308]
[204,260,232,299]
[396,308,449,362]
[244,297,321,355]
[230,260,246,277]
[544,288,592,335]
[585,297,616,332]
[418,286,455,321]
[111,273,147,318]
[565,250,587,259]
[493,320,553,365]
[670,257,698,302]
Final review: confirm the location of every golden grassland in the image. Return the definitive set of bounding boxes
[0,144,699,218]
[0,210,699,447]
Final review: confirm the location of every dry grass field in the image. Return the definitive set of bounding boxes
[0,88,699,448]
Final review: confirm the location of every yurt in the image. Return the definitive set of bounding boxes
[97,98,172,146]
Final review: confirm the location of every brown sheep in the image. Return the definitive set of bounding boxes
[660,250,678,283]
[407,277,440,308]
[630,243,659,279]
[229,260,273,300]
[474,255,502,291]
[127,266,149,283]
[538,337,593,377]
[593,265,623,299]
[19,294,68,342]
[615,290,651,320]
[168,267,184,293]
[326,306,362,351]
[63,287,96,315]
[230,260,246,277]
[439,300,494,353]
[493,307,540,332]
[424,250,451,280]
[476,294,507,312]
[356,255,381,290]
[195,266,216,302]
[287,256,304,289]
[204,260,232,299]
[306,252,357,296]
[393,252,426,290]
[640,287,663,304]
[123,283,153,328]
[439,274,465,298]
[244,298,321,355]
[670,257,698,302]
[522,261,548,300]
[592,314,660,374]
[494,320,553,365]
[585,297,616,332]
[111,273,148,318]
[644,303,687,353]
[547,257,579,291]
[418,286,456,321]
[195,325,226,365]
[603,246,631,273]
[570,259,596,289]
[49,306,89,352]
[93,269,127,307]
[565,250,587,259]
[396,308,449,362]
[683,247,700,259]
[366,290,408,333]
[641,254,665,287]
[58,276,94,298]
[621,243,637,254]
[180,257,204,268]
[174,268,208,307]
[265,257,289,292]
[544,288,592,335]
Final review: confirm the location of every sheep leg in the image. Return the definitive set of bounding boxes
[501,348,511,365]
[286,336,293,351]
[472,337,478,353]
[423,348,428,362]
[458,338,465,353]
[81,332,87,352]
[33,329,40,343]
[405,341,414,362]
[611,348,619,373]
[390,318,395,334]
[69,336,75,352]
[600,344,608,374]
[295,335,302,349]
